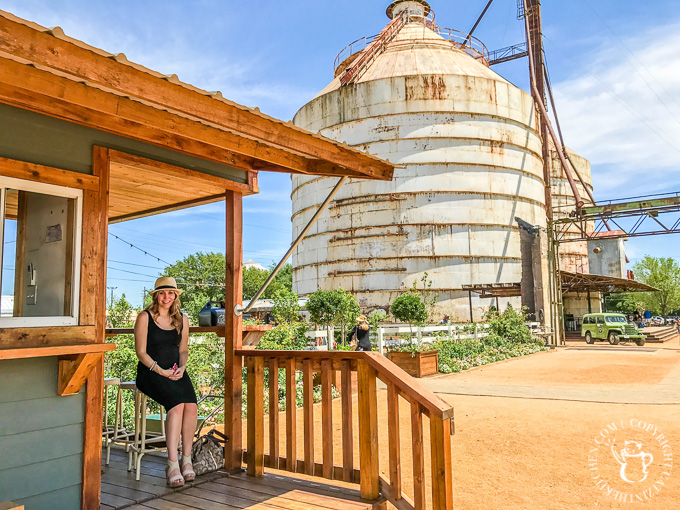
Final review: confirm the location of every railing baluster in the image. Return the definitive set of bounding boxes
[430,416,454,510]
[358,359,379,500]
[387,382,402,499]
[411,401,425,510]
[268,357,279,469]
[303,358,314,475]
[285,357,296,472]
[321,358,333,479]
[341,359,354,482]
[246,356,264,477]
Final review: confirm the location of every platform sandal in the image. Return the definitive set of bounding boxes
[181,455,196,482]
[166,459,185,488]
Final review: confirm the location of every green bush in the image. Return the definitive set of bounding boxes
[431,308,547,374]
[390,292,427,343]
[256,323,308,350]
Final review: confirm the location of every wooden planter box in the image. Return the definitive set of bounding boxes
[387,350,438,378]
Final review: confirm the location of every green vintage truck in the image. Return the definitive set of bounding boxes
[581,313,646,346]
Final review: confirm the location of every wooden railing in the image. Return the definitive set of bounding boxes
[237,349,454,510]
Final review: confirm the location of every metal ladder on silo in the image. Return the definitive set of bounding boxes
[339,10,407,86]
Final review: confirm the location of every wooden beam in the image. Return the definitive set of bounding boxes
[80,146,109,510]
[0,57,391,180]
[0,17,394,180]
[0,325,97,350]
[0,156,99,190]
[0,341,113,360]
[224,190,243,471]
[108,193,226,224]
[82,359,103,510]
[79,147,109,327]
[285,357,297,473]
[109,150,257,195]
[57,352,102,395]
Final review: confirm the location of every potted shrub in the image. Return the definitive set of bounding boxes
[387,291,438,377]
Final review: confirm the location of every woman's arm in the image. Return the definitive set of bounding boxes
[170,314,191,380]
[179,314,190,367]
[135,312,173,378]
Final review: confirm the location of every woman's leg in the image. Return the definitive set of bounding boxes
[180,403,198,457]
[166,404,185,462]
[165,404,185,486]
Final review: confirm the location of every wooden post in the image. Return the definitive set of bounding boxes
[303,359,314,475]
[246,356,264,477]
[411,402,425,510]
[358,359,379,500]
[340,359,354,482]
[81,146,109,510]
[285,357,297,472]
[224,190,243,471]
[430,416,454,510]
[321,358,333,479]
[387,383,402,500]
[268,357,279,469]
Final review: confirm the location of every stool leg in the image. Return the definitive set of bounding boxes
[136,394,147,481]
[129,390,139,472]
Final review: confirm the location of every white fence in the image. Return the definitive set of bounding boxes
[304,321,549,352]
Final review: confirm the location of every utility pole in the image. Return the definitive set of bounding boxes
[107,286,117,307]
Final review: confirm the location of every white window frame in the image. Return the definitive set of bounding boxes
[0,176,83,327]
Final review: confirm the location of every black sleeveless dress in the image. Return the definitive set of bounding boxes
[136,310,197,412]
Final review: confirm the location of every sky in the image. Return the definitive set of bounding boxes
[4,0,680,306]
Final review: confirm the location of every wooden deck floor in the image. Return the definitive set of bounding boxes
[101,447,382,509]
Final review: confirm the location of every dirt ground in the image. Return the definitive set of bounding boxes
[230,337,680,509]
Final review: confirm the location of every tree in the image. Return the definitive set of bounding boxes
[632,256,680,316]
[272,288,300,325]
[107,294,138,328]
[160,251,295,322]
[335,288,360,344]
[162,252,226,323]
[307,289,341,327]
[243,266,269,300]
[390,292,427,343]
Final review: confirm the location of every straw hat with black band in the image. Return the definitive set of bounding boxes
[151,276,183,295]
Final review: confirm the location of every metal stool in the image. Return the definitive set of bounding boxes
[102,377,120,463]
[128,387,167,480]
[105,381,138,465]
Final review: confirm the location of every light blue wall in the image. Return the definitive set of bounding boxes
[0,357,84,509]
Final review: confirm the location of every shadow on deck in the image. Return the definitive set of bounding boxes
[101,447,382,509]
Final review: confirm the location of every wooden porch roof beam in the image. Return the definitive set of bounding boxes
[0,13,394,181]
[0,56,379,181]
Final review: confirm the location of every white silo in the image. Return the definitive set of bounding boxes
[291,0,548,320]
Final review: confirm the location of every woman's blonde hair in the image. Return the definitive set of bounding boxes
[147,292,183,332]
[360,322,370,331]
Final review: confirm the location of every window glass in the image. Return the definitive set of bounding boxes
[1,189,76,318]
[605,316,626,323]
[596,316,604,324]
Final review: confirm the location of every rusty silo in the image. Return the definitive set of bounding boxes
[291,0,548,320]
[550,146,594,273]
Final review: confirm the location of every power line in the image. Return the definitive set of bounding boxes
[109,259,165,270]
[111,225,225,251]
[108,233,174,265]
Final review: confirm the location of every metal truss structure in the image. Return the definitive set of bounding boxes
[552,193,680,243]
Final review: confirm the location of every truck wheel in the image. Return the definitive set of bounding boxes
[585,331,594,344]
[608,332,620,345]
[636,338,646,346]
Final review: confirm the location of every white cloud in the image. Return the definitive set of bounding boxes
[553,22,680,198]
